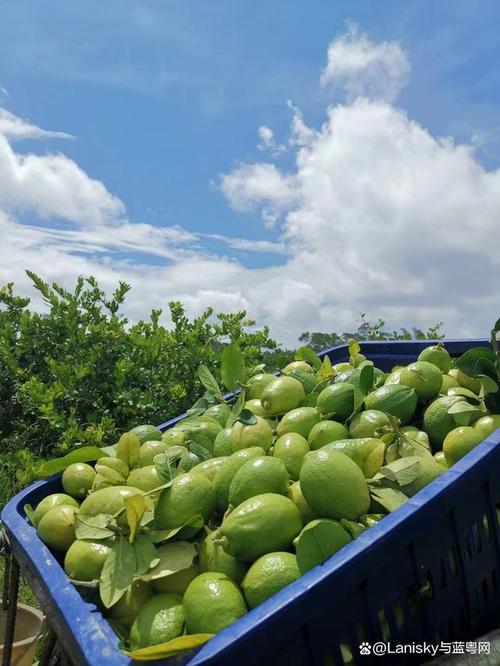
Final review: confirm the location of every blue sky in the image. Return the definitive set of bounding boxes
[1,1,499,343]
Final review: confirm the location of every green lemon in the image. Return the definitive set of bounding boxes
[155,472,215,533]
[417,344,452,373]
[364,385,418,425]
[64,540,111,581]
[80,486,152,528]
[433,451,448,467]
[228,457,289,507]
[199,531,247,584]
[276,407,320,439]
[423,395,464,448]
[247,373,276,400]
[231,416,273,452]
[474,415,500,438]
[308,420,349,450]
[282,361,314,375]
[161,429,186,447]
[398,361,443,401]
[287,481,317,524]
[152,563,199,594]
[131,424,163,444]
[127,465,162,492]
[32,493,79,527]
[400,456,446,497]
[129,593,184,648]
[204,403,231,426]
[348,410,390,439]
[217,493,302,562]
[322,439,385,479]
[107,580,154,629]
[213,428,234,456]
[95,457,129,482]
[260,377,305,415]
[244,399,266,416]
[108,581,154,629]
[183,573,247,634]
[273,433,310,480]
[294,519,351,574]
[137,440,169,467]
[440,374,460,394]
[443,426,485,467]
[213,447,265,513]
[300,449,370,520]
[178,451,201,472]
[450,369,482,394]
[316,384,354,421]
[38,505,78,551]
[241,552,300,609]
[62,463,96,500]
[191,457,227,482]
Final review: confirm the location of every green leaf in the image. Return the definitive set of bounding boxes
[23,504,36,526]
[99,537,137,608]
[221,343,247,391]
[133,536,160,575]
[154,453,175,483]
[250,363,266,376]
[147,515,204,544]
[100,444,118,457]
[379,457,421,486]
[348,339,361,358]
[197,365,223,400]
[125,634,214,660]
[75,514,116,540]
[186,397,209,417]
[340,519,366,538]
[235,409,258,426]
[447,387,482,403]
[124,494,146,543]
[295,346,322,371]
[359,364,374,394]
[35,447,107,477]
[164,446,188,462]
[316,355,334,381]
[188,441,212,461]
[370,486,408,512]
[456,347,496,378]
[226,389,246,427]
[139,541,197,582]
[448,401,484,426]
[116,432,141,468]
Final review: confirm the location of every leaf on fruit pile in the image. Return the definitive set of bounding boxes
[221,343,246,391]
[75,513,116,540]
[225,389,246,428]
[134,535,160,575]
[188,440,212,461]
[146,515,204,544]
[235,409,257,426]
[23,504,36,526]
[316,355,334,381]
[125,634,214,660]
[455,347,496,378]
[116,432,141,468]
[378,457,421,486]
[124,494,146,543]
[35,446,108,477]
[139,541,197,582]
[340,519,366,539]
[359,364,374,395]
[100,536,137,608]
[348,339,361,358]
[295,346,322,370]
[369,486,409,513]
[186,397,210,417]
[197,365,223,401]
[249,363,266,376]
[447,401,483,426]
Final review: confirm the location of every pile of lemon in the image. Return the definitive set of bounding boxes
[28,343,499,655]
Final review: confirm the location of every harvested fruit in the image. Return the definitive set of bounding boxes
[228,457,289,507]
[273,433,310,480]
[183,573,247,634]
[62,463,96,499]
[260,376,305,415]
[129,593,185,648]
[241,552,300,609]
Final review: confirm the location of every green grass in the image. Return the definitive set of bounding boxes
[0,558,39,608]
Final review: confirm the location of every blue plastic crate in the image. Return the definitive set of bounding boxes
[2,339,499,665]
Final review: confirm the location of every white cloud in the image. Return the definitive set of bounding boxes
[219,162,296,226]
[257,125,286,155]
[320,23,410,102]
[0,108,72,141]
